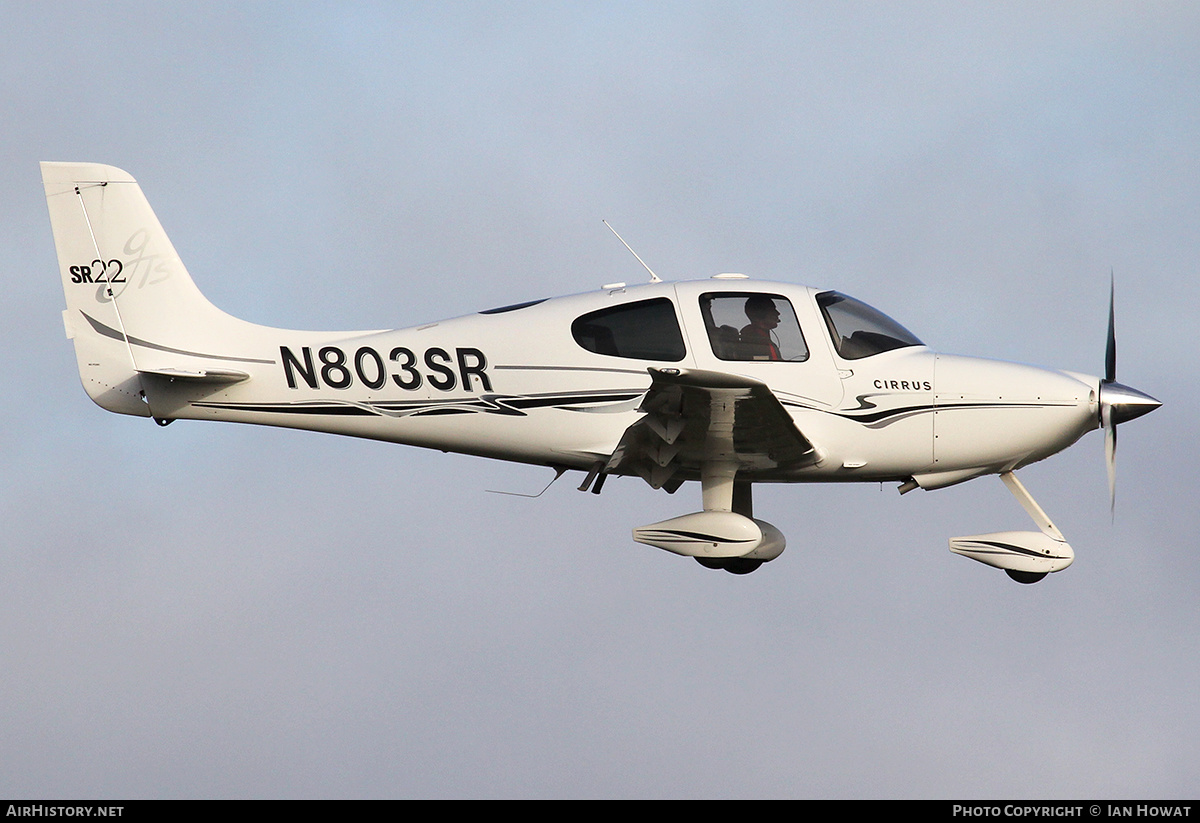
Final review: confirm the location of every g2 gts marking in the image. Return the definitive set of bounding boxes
[280,345,492,392]
[70,259,124,284]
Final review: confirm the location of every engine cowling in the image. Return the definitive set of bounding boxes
[633,511,786,562]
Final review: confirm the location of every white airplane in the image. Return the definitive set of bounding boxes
[42,161,1161,582]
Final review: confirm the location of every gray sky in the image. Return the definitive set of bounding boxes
[3,2,1197,799]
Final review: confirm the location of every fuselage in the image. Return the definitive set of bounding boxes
[145,275,1100,489]
[44,161,1160,579]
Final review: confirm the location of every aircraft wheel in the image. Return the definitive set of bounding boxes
[723,558,762,575]
[693,557,762,574]
[1005,569,1047,585]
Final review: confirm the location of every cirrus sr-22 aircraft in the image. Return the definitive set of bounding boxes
[42,162,1161,582]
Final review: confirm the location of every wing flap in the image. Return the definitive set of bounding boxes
[607,367,819,489]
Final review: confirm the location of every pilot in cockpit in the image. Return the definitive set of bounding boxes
[741,295,782,360]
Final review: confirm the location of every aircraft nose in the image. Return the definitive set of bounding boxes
[1100,380,1162,425]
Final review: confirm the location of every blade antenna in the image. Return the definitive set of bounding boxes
[603,220,662,283]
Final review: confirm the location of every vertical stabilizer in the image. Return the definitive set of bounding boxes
[42,162,250,416]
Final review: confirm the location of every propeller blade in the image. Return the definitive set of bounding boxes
[1105,273,1117,383]
[1103,403,1116,513]
[1103,270,1118,514]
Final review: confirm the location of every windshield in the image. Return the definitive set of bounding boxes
[816,291,922,360]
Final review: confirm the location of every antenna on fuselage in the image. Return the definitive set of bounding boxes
[602,220,662,283]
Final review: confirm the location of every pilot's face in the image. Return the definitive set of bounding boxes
[755,306,780,330]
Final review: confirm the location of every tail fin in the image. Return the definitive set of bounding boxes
[42,162,254,416]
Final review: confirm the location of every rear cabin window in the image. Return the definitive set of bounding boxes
[571,297,686,361]
[700,292,809,362]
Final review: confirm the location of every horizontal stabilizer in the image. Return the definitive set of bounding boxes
[138,367,249,384]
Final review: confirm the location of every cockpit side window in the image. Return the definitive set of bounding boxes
[700,293,809,362]
[571,297,686,361]
[816,291,922,360]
